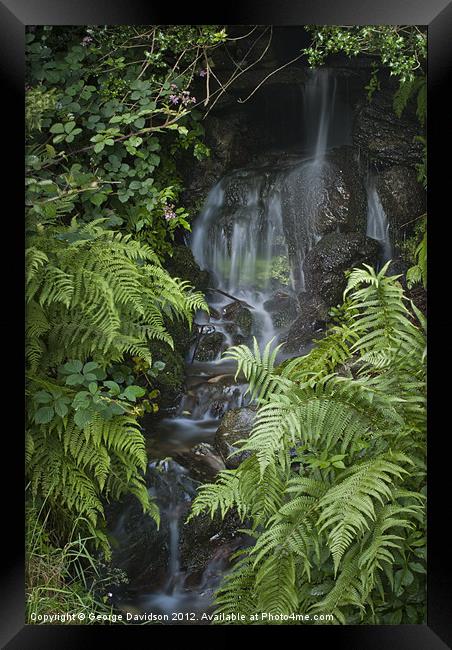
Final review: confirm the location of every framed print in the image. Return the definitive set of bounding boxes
[1,0,451,646]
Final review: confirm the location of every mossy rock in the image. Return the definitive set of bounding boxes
[194,331,227,362]
[165,245,210,291]
[222,302,253,337]
[214,406,257,469]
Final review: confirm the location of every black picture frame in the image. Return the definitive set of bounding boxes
[2,1,451,647]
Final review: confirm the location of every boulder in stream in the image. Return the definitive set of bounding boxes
[263,291,300,329]
[222,301,254,337]
[214,406,257,469]
[174,443,226,483]
[283,292,330,353]
[303,232,380,307]
[194,331,227,362]
[375,165,426,233]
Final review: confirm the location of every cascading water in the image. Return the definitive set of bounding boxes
[192,69,352,296]
[191,168,289,349]
[366,174,392,266]
[108,68,356,624]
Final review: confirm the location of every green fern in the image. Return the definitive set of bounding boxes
[26,217,207,548]
[189,264,426,624]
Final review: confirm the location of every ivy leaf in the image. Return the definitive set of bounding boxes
[104,380,121,395]
[83,361,99,373]
[401,568,414,587]
[90,192,108,206]
[133,117,145,129]
[34,406,55,424]
[64,121,76,134]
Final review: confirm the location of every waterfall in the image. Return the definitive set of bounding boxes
[191,70,352,300]
[366,175,392,266]
[303,68,337,161]
[191,171,287,296]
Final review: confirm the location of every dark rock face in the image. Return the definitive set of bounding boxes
[280,146,367,289]
[281,146,367,241]
[165,245,210,291]
[179,509,244,585]
[375,165,426,232]
[222,301,254,337]
[283,293,329,353]
[353,88,424,169]
[214,406,257,469]
[303,232,380,307]
[264,291,300,329]
[194,331,227,362]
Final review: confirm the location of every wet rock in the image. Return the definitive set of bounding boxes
[179,378,244,419]
[224,175,254,208]
[282,293,329,353]
[353,87,424,168]
[165,245,210,291]
[194,331,227,362]
[222,301,254,337]
[304,232,380,307]
[375,165,426,235]
[208,306,222,320]
[174,443,226,483]
[281,146,367,245]
[180,509,244,584]
[109,461,198,591]
[214,406,257,469]
[264,291,300,329]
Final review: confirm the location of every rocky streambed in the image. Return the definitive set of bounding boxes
[103,65,426,624]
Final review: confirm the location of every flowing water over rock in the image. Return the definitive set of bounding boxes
[107,68,381,624]
[366,174,392,267]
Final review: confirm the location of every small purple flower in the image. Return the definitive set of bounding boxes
[163,203,177,220]
[81,35,93,47]
[199,69,207,77]
[169,94,179,105]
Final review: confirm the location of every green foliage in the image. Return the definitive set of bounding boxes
[26,500,127,624]
[26,25,226,257]
[304,26,426,83]
[304,24,427,306]
[189,264,426,624]
[25,26,216,552]
[406,227,427,290]
[26,215,207,545]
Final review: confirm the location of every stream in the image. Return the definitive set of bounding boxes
[106,68,392,624]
